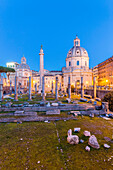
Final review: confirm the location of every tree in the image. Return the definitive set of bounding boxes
[0,66,15,73]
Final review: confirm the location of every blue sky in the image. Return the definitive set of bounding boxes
[0,0,113,71]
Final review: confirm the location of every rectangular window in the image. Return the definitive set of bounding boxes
[77,61,79,66]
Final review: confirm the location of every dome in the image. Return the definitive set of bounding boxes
[17,56,30,70]
[65,36,89,69]
[17,63,30,70]
[67,35,88,58]
[67,46,88,58]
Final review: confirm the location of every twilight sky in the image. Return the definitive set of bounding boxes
[0,0,113,71]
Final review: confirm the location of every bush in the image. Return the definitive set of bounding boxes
[103,91,113,111]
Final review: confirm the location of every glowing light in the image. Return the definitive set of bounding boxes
[106,80,108,82]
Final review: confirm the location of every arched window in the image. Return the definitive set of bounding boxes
[69,61,71,66]
[75,41,78,46]
[77,61,79,66]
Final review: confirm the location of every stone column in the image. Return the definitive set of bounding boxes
[10,80,12,95]
[39,45,44,93]
[42,76,45,101]
[55,77,58,100]
[51,81,53,94]
[81,77,84,98]
[28,76,32,101]
[59,83,61,91]
[27,80,29,93]
[75,81,77,95]
[93,77,96,99]
[68,76,71,99]
[35,83,37,93]
[0,75,3,101]
[18,82,21,94]
[14,76,18,101]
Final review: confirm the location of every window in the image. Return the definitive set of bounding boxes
[77,61,79,66]
[85,61,87,66]
[69,61,71,66]
[75,41,78,46]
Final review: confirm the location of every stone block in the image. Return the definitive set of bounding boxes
[46,109,60,115]
[67,135,79,144]
[74,128,81,132]
[67,129,72,136]
[85,146,90,151]
[88,135,100,149]
[14,111,24,114]
[51,103,58,106]
[84,130,91,137]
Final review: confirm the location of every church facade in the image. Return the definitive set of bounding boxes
[62,36,92,91]
[6,36,93,93]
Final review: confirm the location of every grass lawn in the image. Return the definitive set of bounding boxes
[0,117,113,169]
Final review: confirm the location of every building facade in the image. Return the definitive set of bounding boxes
[6,36,93,93]
[98,56,113,87]
[62,36,92,91]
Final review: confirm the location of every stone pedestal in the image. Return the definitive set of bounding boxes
[55,77,58,100]
[0,76,3,101]
[68,76,71,99]
[81,77,84,98]
[93,77,96,99]
[42,76,45,101]
[14,76,18,101]
[28,76,32,101]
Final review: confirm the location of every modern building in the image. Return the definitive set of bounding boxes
[6,62,19,70]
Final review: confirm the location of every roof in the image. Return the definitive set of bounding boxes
[17,63,30,70]
[67,46,88,58]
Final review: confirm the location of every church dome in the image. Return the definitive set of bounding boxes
[67,36,88,58]
[17,56,30,70]
[65,36,89,69]
[17,63,30,70]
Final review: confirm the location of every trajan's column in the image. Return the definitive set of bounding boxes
[39,45,44,93]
